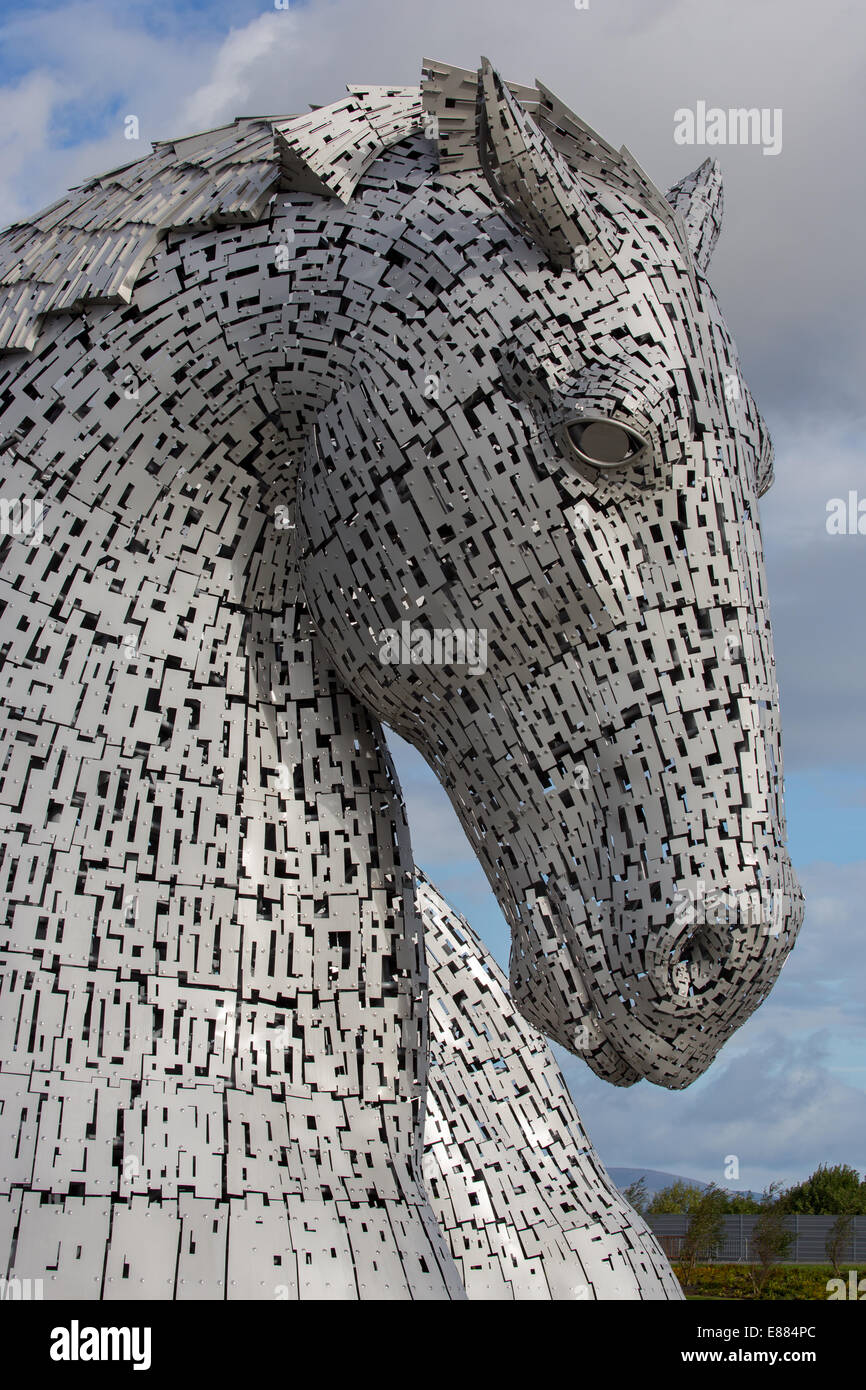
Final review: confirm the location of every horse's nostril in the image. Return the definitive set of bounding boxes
[652,922,731,1000]
[673,925,725,992]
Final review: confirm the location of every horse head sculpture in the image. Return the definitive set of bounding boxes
[295,59,803,1089]
[0,56,803,1300]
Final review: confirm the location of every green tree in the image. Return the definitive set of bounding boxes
[749,1184,794,1296]
[779,1164,866,1215]
[724,1192,764,1214]
[679,1184,728,1284]
[648,1180,772,1216]
[622,1177,649,1218]
[647,1180,708,1215]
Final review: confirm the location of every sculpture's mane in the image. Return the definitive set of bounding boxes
[0,58,697,357]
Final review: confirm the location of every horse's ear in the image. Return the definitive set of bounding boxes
[477,57,614,273]
[666,157,724,272]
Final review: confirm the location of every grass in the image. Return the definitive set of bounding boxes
[673,1262,866,1300]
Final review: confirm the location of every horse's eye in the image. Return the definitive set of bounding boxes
[564,418,646,468]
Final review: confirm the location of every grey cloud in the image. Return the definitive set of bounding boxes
[764,540,866,769]
[556,1029,866,1191]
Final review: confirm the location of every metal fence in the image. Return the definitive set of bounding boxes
[648,1214,866,1264]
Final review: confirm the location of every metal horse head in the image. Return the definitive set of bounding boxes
[294,59,804,1089]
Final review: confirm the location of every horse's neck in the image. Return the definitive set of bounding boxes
[0,219,431,1196]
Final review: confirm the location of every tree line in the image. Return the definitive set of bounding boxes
[623,1163,866,1217]
[622,1164,865,1294]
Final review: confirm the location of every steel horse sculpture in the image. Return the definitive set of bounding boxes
[0,59,802,1300]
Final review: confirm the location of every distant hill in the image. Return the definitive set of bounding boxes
[609,1166,710,1197]
[610,1167,760,1203]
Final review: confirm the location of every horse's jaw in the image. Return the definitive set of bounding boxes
[296,620,804,1093]
[374,675,804,1094]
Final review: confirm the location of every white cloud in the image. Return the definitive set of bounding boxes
[178,13,303,131]
[0,71,60,225]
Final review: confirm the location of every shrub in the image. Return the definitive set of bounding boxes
[825,1212,855,1275]
[680,1184,728,1283]
[674,1263,866,1301]
[748,1184,794,1296]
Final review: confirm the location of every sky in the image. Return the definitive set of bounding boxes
[1,0,863,1193]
